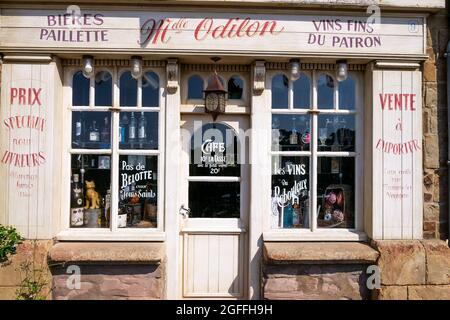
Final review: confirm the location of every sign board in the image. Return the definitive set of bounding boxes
[0,9,426,57]
[0,62,59,238]
[370,68,423,239]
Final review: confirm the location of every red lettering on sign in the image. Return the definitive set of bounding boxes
[379,93,416,111]
[10,87,42,106]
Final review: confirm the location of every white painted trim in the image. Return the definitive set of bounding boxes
[263,230,367,241]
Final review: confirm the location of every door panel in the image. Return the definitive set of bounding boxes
[180,114,249,299]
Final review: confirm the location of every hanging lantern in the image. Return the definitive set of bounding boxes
[204,71,227,121]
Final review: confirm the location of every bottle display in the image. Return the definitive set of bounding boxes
[74,119,82,145]
[70,174,84,227]
[129,112,137,143]
[289,117,298,145]
[138,112,147,143]
[100,116,110,143]
[89,120,100,142]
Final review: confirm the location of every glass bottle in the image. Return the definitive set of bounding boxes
[100,116,110,143]
[289,117,298,145]
[89,120,100,142]
[70,174,84,227]
[129,112,137,143]
[283,202,294,228]
[119,114,128,144]
[138,112,147,143]
[74,117,82,146]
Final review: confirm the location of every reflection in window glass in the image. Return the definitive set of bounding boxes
[142,72,159,107]
[272,114,310,152]
[70,154,111,228]
[317,157,354,229]
[118,155,158,228]
[120,71,137,106]
[95,71,112,106]
[119,112,158,150]
[317,74,335,109]
[189,182,240,218]
[188,75,204,99]
[271,156,310,229]
[72,111,111,149]
[190,123,240,177]
[73,71,90,106]
[228,76,243,100]
[317,115,355,152]
[293,73,311,108]
[272,74,289,109]
[339,76,356,110]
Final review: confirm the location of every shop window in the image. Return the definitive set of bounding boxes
[293,73,311,109]
[72,71,90,106]
[338,76,356,110]
[271,71,360,232]
[120,71,138,107]
[95,71,112,106]
[228,76,244,100]
[142,71,159,107]
[317,74,335,109]
[187,75,204,100]
[69,68,162,233]
[189,122,240,218]
[271,74,289,109]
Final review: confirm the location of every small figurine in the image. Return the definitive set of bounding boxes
[85,180,101,209]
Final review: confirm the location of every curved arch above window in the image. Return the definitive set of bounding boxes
[142,71,160,107]
[317,73,335,109]
[94,71,112,106]
[272,74,289,109]
[72,70,90,106]
[188,75,204,100]
[338,75,355,110]
[293,73,311,109]
[228,76,244,100]
[120,71,137,107]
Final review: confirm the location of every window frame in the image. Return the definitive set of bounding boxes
[265,69,365,241]
[58,65,166,241]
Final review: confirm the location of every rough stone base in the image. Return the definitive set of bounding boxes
[51,264,164,300]
[0,240,53,300]
[263,264,371,300]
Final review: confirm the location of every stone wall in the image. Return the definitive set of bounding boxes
[51,264,164,300]
[0,240,53,300]
[372,240,450,300]
[423,9,449,240]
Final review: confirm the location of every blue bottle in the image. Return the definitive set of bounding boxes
[283,203,294,228]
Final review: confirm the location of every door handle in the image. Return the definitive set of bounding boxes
[179,204,191,218]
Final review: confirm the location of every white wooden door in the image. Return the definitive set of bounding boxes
[179,114,249,299]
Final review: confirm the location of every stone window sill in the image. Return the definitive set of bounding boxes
[263,242,379,265]
[48,242,164,264]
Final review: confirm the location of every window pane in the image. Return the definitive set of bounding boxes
[94,71,112,106]
[339,76,356,110]
[228,76,243,100]
[118,155,158,228]
[120,71,137,107]
[271,156,310,229]
[317,74,335,109]
[72,71,89,106]
[317,157,355,229]
[271,74,289,109]
[72,111,111,149]
[70,154,111,228]
[318,115,355,152]
[189,182,240,218]
[272,114,310,151]
[293,73,311,108]
[190,122,240,177]
[119,112,158,150]
[142,71,159,107]
[188,75,204,99]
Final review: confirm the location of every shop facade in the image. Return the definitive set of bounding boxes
[0,0,449,300]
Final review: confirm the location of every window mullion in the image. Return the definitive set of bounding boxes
[311,71,318,232]
[89,76,94,109]
[137,76,142,108]
[288,75,293,110]
[110,66,119,232]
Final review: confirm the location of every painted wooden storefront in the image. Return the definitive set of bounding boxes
[0,3,439,299]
